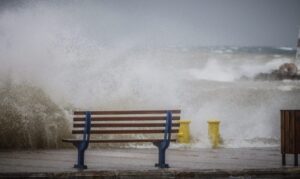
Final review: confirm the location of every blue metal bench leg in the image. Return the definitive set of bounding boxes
[154,111,172,168]
[155,147,169,168]
[74,148,87,169]
[72,111,91,170]
[72,141,88,169]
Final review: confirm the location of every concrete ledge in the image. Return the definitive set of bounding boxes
[1,168,300,179]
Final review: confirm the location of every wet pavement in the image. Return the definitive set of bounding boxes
[0,147,300,178]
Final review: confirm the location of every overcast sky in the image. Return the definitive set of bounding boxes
[1,0,300,47]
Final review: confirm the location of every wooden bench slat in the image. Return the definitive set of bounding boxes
[72,129,179,134]
[73,116,180,121]
[74,110,181,115]
[73,123,180,128]
[62,139,177,143]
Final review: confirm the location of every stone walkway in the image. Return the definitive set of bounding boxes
[0,147,299,178]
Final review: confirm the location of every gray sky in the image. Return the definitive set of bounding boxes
[1,0,300,47]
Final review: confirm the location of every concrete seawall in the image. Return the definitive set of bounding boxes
[2,168,300,178]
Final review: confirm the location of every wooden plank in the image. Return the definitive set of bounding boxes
[281,110,285,153]
[281,110,300,112]
[72,129,179,134]
[73,123,180,128]
[295,111,300,153]
[73,116,181,121]
[285,111,290,153]
[283,111,287,153]
[74,110,181,115]
[291,111,295,153]
[62,139,176,143]
[287,111,290,153]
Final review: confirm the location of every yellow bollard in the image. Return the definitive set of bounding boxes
[207,119,221,149]
[177,120,191,144]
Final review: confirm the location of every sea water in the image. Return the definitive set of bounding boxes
[1,2,300,149]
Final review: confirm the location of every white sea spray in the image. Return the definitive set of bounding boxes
[0,1,300,149]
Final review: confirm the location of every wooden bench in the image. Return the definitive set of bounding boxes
[62,110,181,169]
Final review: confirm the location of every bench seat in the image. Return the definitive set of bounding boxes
[62,139,177,143]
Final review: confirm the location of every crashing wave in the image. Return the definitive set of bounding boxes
[0,82,70,149]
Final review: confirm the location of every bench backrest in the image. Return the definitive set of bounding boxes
[72,110,181,142]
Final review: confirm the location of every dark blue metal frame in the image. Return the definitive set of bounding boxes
[72,111,91,169]
[153,111,173,168]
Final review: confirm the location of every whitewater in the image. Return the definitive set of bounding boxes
[1,2,300,149]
